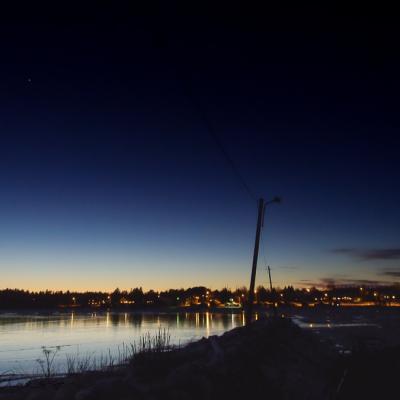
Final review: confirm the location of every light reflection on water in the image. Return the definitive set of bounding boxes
[291,315,379,329]
[0,311,246,375]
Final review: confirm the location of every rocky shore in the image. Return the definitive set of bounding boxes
[0,318,346,400]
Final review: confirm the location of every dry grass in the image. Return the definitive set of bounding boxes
[33,328,172,379]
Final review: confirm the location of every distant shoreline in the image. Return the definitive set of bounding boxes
[0,306,246,314]
[0,303,397,316]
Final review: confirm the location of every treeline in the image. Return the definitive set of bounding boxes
[0,284,399,309]
[0,286,243,309]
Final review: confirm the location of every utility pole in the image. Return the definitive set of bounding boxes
[268,266,277,318]
[245,198,265,325]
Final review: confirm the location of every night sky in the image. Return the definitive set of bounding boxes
[1,9,399,291]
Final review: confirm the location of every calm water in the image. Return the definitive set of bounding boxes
[0,311,247,376]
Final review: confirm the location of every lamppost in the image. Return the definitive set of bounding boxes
[246,196,281,325]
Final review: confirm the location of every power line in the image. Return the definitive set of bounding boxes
[208,126,257,202]
[185,85,257,203]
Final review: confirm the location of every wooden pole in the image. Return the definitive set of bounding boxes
[246,198,264,325]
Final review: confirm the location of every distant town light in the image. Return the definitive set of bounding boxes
[120,299,135,304]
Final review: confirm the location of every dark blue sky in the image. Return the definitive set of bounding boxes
[1,10,399,290]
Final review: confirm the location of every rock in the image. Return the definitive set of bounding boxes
[0,392,24,400]
[74,377,138,400]
[25,387,56,400]
[74,388,93,400]
[54,382,79,400]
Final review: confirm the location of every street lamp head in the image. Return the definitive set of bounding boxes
[272,196,282,204]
